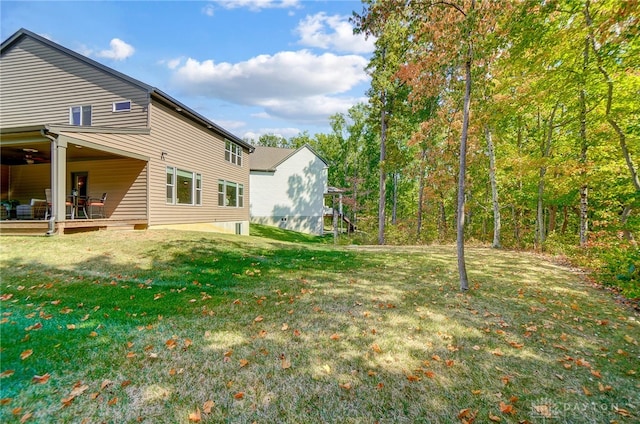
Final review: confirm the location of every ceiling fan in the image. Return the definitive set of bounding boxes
[22,148,47,165]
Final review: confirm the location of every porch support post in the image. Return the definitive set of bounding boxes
[53,137,67,221]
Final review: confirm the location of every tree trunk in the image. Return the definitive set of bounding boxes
[579,37,589,248]
[439,200,447,240]
[536,104,557,249]
[457,41,472,291]
[561,206,569,235]
[378,91,387,245]
[548,205,557,233]
[584,2,640,193]
[485,126,501,248]
[416,148,427,239]
[536,170,546,248]
[621,205,636,244]
[392,172,398,225]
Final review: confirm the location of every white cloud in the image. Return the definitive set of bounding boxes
[202,4,215,16]
[213,0,300,12]
[170,50,368,123]
[97,38,135,61]
[295,13,375,54]
[167,58,182,70]
[172,50,368,101]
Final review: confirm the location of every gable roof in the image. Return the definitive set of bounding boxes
[250,144,328,172]
[0,28,253,152]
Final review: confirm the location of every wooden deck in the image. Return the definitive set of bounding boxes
[0,218,148,236]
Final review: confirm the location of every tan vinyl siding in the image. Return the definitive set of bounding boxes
[0,37,149,128]
[2,163,50,203]
[149,102,250,226]
[67,159,147,220]
[6,159,147,220]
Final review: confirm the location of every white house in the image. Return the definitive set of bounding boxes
[249,145,328,235]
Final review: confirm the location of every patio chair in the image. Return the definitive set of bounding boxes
[44,189,75,219]
[87,193,107,218]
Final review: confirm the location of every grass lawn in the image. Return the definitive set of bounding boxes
[1,227,638,423]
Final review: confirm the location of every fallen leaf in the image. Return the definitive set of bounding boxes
[31,373,50,384]
[371,343,382,353]
[491,349,504,357]
[590,370,602,378]
[281,323,289,331]
[582,386,592,396]
[598,382,612,392]
[1,370,15,378]
[184,338,193,348]
[281,357,292,369]
[471,390,482,395]
[61,396,75,407]
[330,333,340,341]
[12,407,22,415]
[614,407,632,417]
[70,384,88,397]
[499,402,515,414]
[446,360,455,367]
[623,335,637,345]
[0,398,11,405]
[120,380,131,388]
[89,331,98,337]
[533,404,553,418]
[489,413,501,422]
[126,352,136,358]
[339,382,352,390]
[432,354,441,361]
[203,400,214,414]
[293,329,301,337]
[234,392,244,399]
[188,407,201,422]
[239,359,249,368]
[19,412,32,423]
[20,349,33,360]
[254,315,264,322]
[407,374,421,382]
[165,339,177,349]
[108,397,118,406]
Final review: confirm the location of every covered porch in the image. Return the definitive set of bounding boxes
[0,125,150,235]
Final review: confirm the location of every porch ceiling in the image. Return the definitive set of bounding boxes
[1,134,132,166]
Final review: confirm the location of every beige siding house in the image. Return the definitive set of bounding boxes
[0,28,253,235]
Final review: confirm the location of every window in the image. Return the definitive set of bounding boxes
[113,100,131,112]
[225,140,242,166]
[166,167,175,204]
[70,105,92,126]
[166,167,202,205]
[218,180,244,207]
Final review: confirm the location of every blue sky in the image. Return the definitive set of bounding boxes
[0,0,374,141]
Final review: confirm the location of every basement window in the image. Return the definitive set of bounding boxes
[113,100,131,112]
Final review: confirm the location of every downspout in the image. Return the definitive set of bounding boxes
[41,129,57,235]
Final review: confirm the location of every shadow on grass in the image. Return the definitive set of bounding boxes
[0,233,638,423]
[249,223,331,244]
